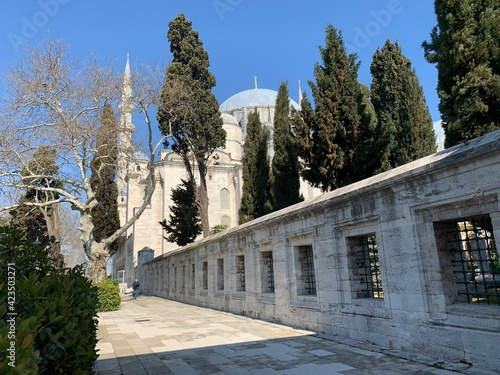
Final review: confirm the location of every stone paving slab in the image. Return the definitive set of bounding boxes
[95,296,465,375]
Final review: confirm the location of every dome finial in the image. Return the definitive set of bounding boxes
[254,76,258,89]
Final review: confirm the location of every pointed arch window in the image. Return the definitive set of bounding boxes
[220,188,230,210]
[221,215,231,228]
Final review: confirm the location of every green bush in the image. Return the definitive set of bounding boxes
[95,278,121,312]
[0,219,99,374]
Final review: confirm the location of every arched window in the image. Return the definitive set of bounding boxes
[220,188,230,210]
[221,215,231,228]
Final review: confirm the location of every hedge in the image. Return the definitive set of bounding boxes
[0,220,99,374]
[95,278,121,312]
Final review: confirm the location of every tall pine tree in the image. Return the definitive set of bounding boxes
[90,103,120,255]
[370,40,436,172]
[292,25,364,191]
[423,0,500,147]
[271,82,303,211]
[239,110,271,224]
[159,179,202,247]
[157,14,226,237]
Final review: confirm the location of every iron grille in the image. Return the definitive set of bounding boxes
[262,251,275,293]
[202,261,208,290]
[358,235,383,299]
[449,217,499,305]
[236,255,246,291]
[299,245,316,295]
[217,258,224,290]
[191,264,195,290]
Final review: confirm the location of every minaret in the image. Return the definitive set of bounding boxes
[118,53,135,192]
[298,80,303,106]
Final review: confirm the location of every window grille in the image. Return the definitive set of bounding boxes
[236,255,245,292]
[181,265,186,291]
[262,251,275,293]
[448,217,499,305]
[173,266,177,290]
[191,263,195,290]
[356,235,383,299]
[217,258,224,291]
[298,245,316,295]
[202,261,208,290]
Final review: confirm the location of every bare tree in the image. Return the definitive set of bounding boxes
[0,39,166,281]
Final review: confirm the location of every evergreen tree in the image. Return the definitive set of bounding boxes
[239,110,271,223]
[90,104,120,255]
[13,146,62,256]
[271,82,303,211]
[423,0,500,147]
[159,179,202,247]
[370,40,436,172]
[157,14,226,237]
[292,25,363,191]
[351,83,378,181]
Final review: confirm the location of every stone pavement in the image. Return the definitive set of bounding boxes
[95,296,463,375]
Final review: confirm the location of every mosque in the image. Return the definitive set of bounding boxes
[111,57,321,285]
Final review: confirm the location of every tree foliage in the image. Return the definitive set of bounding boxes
[0,39,164,281]
[423,0,500,147]
[370,40,436,172]
[271,82,303,211]
[159,179,202,247]
[157,14,226,238]
[90,103,120,255]
[292,25,372,191]
[239,110,271,223]
[10,146,64,265]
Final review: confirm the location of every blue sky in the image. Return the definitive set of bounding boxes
[0,1,441,137]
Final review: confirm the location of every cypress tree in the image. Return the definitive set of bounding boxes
[351,83,378,181]
[90,104,120,255]
[239,110,271,223]
[157,14,226,237]
[423,0,500,147]
[271,82,303,211]
[13,146,61,253]
[292,25,363,191]
[370,40,436,172]
[159,179,202,247]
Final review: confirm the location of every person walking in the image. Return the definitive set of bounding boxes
[132,279,140,299]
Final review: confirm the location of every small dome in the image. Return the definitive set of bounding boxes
[133,150,148,160]
[220,88,300,112]
[221,112,239,126]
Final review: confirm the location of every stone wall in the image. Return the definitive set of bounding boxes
[139,130,500,374]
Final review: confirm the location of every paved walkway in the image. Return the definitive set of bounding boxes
[96,296,463,375]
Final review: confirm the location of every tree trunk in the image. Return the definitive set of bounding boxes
[197,163,210,237]
[88,241,107,282]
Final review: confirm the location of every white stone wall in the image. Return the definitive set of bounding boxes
[139,130,500,374]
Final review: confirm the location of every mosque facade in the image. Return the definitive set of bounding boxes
[111,59,321,285]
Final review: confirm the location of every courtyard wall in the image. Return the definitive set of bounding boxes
[139,130,500,374]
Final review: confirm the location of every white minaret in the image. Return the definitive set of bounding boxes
[118,53,135,192]
[298,80,303,106]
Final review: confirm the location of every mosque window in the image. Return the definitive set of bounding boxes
[236,255,246,292]
[221,215,231,228]
[261,251,275,294]
[297,245,317,296]
[435,216,499,306]
[220,189,230,210]
[217,258,224,291]
[349,234,383,299]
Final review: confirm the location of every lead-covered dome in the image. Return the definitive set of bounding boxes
[220,88,300,112]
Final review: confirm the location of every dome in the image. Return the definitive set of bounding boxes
[133,150,148,160]
[220,88,300,112]
[221,112,239,126]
